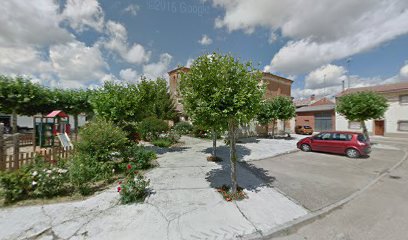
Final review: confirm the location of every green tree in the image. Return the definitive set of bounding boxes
[89,81,143,131]
[275,96,296,135]
[256,100,278,137]
[0,76,50,133]
[180,53,264,193]
[138,77,177,121]
[336,91,388,140]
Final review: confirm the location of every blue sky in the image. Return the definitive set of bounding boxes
[1,0,408,98]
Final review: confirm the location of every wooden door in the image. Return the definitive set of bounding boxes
[374,120,385,136]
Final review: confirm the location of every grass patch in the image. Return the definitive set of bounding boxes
[151,138,173,148]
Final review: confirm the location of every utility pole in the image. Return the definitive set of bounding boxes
[346,58,352,89]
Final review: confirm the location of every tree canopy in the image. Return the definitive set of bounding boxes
[180,53,265,193]
[336,91,388,139]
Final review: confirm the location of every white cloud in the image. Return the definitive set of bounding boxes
[104,20,151,64]
[62,0,105,32]
[49,41,108,88]
[186,58,194,67]
[119,68,140,82]
[268,32,278,44]
[198,34,213,45]
[304,64,347,89]
[0,0,72,47]
[212,0,408,75]
[124,4,140,16]
[143,53,173,79]
[294,61,408,99]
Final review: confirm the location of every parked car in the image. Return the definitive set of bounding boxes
[295,125,313,135]
[297,131,371,158]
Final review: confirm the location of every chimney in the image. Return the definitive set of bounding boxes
[342,80,345,91]
[310,94,316,101]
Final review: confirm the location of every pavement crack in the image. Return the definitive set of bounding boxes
[234,202,264,238]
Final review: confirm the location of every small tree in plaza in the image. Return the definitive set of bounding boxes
[180,53,264,194]
[275,96,296,135]
[336,91,388,140]
[256,100,278,137]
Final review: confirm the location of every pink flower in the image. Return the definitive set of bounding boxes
[117,186,122,192]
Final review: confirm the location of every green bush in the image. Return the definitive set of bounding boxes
[192,125,211,138]
[174,121,193,135]
[68,154,115,195]
[151,138,173,148]
[138,116,169,141]
[75,118,129,162]
[0,158,70,203]
[118,163,150,204]
[121,144,156,170]
[0,169,32,203]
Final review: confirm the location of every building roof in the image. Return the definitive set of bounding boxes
[296,104,336,113]
[337,81,408,97]
[167,67,190,74]
[46,110,68,118]
[293,98,313,107]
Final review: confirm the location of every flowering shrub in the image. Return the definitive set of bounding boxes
[0,158,70,203]
[30,167,69,198]
[121,144,156,169]
[216,185,247,202]
[118,163,150,204]
[173,122,193,135]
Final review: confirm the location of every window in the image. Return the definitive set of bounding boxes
[314,132,331,140]
[333,133,352,141]
[400,95,408,104]
[348,121,361,129]
[357,134,367,142]
[398,121,408,131]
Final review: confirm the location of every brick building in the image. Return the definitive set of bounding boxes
[294,96,336,132]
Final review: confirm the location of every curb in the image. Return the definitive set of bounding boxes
[242,145,408,240]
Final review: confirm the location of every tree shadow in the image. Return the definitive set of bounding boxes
[143,145,190,155]
[204,145,276,192]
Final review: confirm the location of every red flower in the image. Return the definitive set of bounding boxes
[127,164,132,170]
[117,186,122,192]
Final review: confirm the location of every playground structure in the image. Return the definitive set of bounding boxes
[34,110,71,148]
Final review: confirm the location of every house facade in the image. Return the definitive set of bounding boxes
[336,82,408,138]
[167,67,294,135]
[294,96,336,132]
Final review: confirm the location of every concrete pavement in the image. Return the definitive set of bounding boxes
[264,139,408,240]
[0,136,308,240]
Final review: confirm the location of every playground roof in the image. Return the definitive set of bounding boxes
[46,110,68,118]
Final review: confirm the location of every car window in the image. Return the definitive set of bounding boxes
[314,132,331,140]
[357,134,367,142]
[332,133,352,141]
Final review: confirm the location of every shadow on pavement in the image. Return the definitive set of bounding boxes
[144,145,190,155]
[204,145,276,191]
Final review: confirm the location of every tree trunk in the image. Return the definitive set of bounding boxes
[12,109,17,134]
[283,120,286,134]
[361,120,370,141]
[265,124,268,138]
[74,114,79,141]
[212,128,217,158]
[271,120,276,139]
[229,120,238,194]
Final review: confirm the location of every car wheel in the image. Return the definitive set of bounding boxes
[346,148,360,158]
[301,144,311,152]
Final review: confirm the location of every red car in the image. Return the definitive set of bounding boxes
[297,131,371,158]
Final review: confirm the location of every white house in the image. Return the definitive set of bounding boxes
[336,82,408,138]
